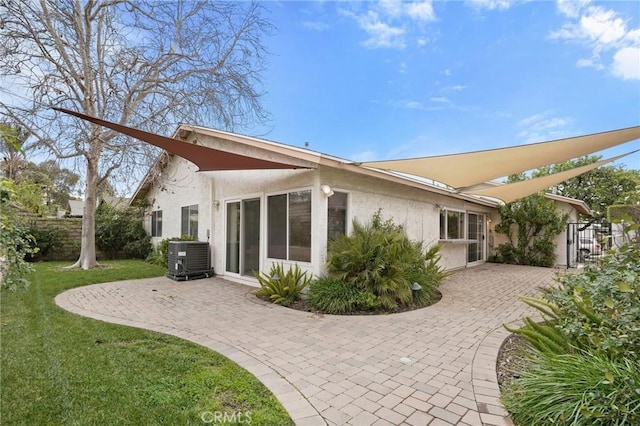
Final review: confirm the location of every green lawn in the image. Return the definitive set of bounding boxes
[1,261,293,425]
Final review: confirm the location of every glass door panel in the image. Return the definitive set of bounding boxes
[242,199,260,276]
[467,213,484,264]
[226,202,240,273]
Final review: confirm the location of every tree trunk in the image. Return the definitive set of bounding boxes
[70,157,99,269]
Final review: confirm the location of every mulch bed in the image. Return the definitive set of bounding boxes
[255,291,442,315]
[496,333,534,391]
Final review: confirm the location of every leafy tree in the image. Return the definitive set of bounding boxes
[492,194,568,267]
[18,160,80,213]
[1,1,272,269]
[0,123,30,181]
[533,155,640,220]
[0,179,36,290]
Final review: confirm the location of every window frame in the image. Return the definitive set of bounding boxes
[439,208,466,241]
[327,190,349,243]
[181,204,198,239]
[151,210,162,237]
[266,188,312,263]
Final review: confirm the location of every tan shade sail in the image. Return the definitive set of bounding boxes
[53,108,310,172]
[362,126,640,189]
[466,151,637,204]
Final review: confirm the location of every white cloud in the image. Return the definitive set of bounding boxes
[517,112,573,143]
[612,46,640,80]
[358,12,406,49]
[576,57,604,70]
[551,2,640,81]
[392,99,425,109]
[301,21,329,31]
[405,1,435,21]
[430,96,450,103]
[467,0,516,11]
[556,0,591,19]
[442,68,451,76]
[451,84,467,91]
[340,1,435,50]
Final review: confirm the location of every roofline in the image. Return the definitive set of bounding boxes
[131,125,500,208]
[544,193,593,217]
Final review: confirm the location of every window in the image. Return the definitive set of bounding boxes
[439,209,465,240]
[328,191,348,242]
[268,190,311,262]
[151,210,162,237]
[181,204,198,238]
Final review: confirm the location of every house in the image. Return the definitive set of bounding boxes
[54,108,637,283]
[129,125,594,285]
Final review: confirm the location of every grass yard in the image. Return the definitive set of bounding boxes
[0,261,293,425]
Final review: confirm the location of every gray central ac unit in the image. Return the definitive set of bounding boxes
[167,241,213,281]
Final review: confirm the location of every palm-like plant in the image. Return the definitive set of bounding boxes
[327,211,444,309]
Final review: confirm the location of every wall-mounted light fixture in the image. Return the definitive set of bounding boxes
[320,184,334,197]
[212,200,220,209]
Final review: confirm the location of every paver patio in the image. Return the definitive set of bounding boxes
[56,263,562,425]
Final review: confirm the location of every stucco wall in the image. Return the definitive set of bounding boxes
[317,167,495,271]
[555,202,578,267]
[144,156,212,244]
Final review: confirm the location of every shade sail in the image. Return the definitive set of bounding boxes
[362,126,640,189]
[466,151,637,204]
[53,108,310,171]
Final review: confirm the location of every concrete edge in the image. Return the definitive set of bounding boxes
[470,323,515,426]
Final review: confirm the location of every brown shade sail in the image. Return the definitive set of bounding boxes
[466,151,637,204]
[362,126,640,189]
[53,108,310,172]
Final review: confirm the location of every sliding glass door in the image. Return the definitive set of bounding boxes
[467,213,485,264]
[226,198,260,276]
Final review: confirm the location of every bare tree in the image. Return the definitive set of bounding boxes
[0,0,271,268]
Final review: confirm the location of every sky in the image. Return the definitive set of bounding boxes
[251,0,640,170]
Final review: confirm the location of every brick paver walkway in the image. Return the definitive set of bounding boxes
[56,263,561,426]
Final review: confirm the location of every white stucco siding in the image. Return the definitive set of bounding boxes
[144,156,212,245]
[208,168,318,281]
[554,202,577,267]
[318,167,495,271]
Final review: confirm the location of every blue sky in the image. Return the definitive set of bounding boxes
[252,0,640,170]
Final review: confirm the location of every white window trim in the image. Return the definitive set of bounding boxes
[327,189,350,240]
[439,208,467,242]
[266,187,313,264]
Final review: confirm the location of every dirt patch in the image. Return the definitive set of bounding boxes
[496,333,534,392]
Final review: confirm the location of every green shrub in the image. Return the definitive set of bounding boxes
[24,224,67,261]
[493,194,568,267]
[254,263,312,307]
[1,179,36,289]
[502,351,640,426]
[96,203,151,259]
[353,290,383,312]
[549,242,640,359]
[503,222,640,425]
[506,236,640,359]
[326,211,444,310]
[147,235,195,266]
[306,277,386,314]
